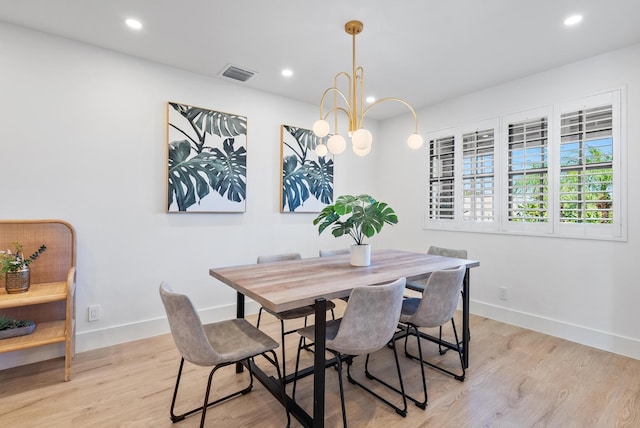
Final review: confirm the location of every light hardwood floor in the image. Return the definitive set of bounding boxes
[1,303,638,427]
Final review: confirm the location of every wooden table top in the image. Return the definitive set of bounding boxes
[210,249,479,313]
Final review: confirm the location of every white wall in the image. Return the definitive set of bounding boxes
[0,22,379,369]
[1,22,638,371]
[376,43,640,359]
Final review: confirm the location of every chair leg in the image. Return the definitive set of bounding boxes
[450,318,466,380]
[169,358,187,422]
[292,335,305,401]
[347,346,408,417]
[404,322,465,381]
[256,306,264,328]
[411,324,428,409]
[333,352,348,428]
[168,358,253,425]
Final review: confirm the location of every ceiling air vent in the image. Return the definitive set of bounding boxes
[218,64,257,82]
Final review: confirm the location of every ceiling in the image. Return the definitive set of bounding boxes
[2,0,640,119]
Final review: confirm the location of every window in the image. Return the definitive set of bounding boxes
[424,89,625,240]
[428,134,455,220]
[462,129,495,222]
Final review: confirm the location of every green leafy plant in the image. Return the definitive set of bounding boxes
[0,315,35,331]
[313,194,398,245]
[0,242,47,278]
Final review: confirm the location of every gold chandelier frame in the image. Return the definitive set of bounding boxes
[313,20,423,156]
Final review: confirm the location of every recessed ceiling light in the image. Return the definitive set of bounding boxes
[125,18,143,30]
[281,69,293,77]
[564,14,583,26]
[365,96,375,104]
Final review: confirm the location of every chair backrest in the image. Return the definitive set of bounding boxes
[427,246,467,260]
[159,282,220,366]
[319,248,349,257]
[328,277,406,356]
[257,252,302,264]
[409,265,466,328]
[0,219,75,284]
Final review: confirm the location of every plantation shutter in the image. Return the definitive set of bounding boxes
[429,135,455,220]
[507,117,549,222]
[462,129,495,221]
[559,105,613,224]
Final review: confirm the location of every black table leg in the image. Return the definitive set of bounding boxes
[462,269,470,369]
[236,291,245,374]
[313,298,327,428]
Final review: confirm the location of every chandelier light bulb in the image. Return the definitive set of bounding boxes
[353,143,372,157]
[315,143,328,157]
[312,119,330,138]
[407,133,424,149]
[351,128,372,150]
[327,134,346,154]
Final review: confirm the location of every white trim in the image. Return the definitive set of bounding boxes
[472,300,640,360]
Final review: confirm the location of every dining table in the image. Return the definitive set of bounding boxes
[209,249,479,427]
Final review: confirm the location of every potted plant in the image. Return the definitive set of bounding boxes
[0,242,47,294]
[313,194,398,266]
[0,315,36,339]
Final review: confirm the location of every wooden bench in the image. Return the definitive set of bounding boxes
[0,219,76,381]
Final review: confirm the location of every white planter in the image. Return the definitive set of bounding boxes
[350,244,371,267]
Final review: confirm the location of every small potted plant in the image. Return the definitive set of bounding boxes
[0,242,47,294]
[0,315,36,339]
[313,194,398,266]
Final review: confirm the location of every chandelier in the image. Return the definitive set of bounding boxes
[312,20,424,157]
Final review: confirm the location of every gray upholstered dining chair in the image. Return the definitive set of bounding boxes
[406,246,468,292]
[159,282,288,428]
[398,265,466,409]
[406,246,468,354]
[255,252,336,379]
[318,248,349,257]
[293,278,408,427]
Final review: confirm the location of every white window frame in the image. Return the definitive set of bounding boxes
[500,107,554,235]
[424,127,458,230]
[552,90,625,239]
[459,119,500,232]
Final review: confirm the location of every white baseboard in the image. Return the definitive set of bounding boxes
[0,301,261,371]
[3,299,637,372]
[472,300,640,360]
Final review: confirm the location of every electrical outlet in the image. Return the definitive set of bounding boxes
[499,287,508,301]
[88,305,101,322]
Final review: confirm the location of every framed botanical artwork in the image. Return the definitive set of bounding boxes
[280,124,334,212]
[167,102,247,212]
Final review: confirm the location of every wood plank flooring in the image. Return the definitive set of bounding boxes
[1,303,638,427]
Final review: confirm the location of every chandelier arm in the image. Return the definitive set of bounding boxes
[333,71,351,133]
[361,97,420,133]
[321,106,350,121]
[318,87,352,119]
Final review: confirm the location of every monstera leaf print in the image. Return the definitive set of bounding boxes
[306,156,334,204]
[281,125,334,212]
[167,102,247,212]
[282,156,311,212]
[207,138,247,202]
